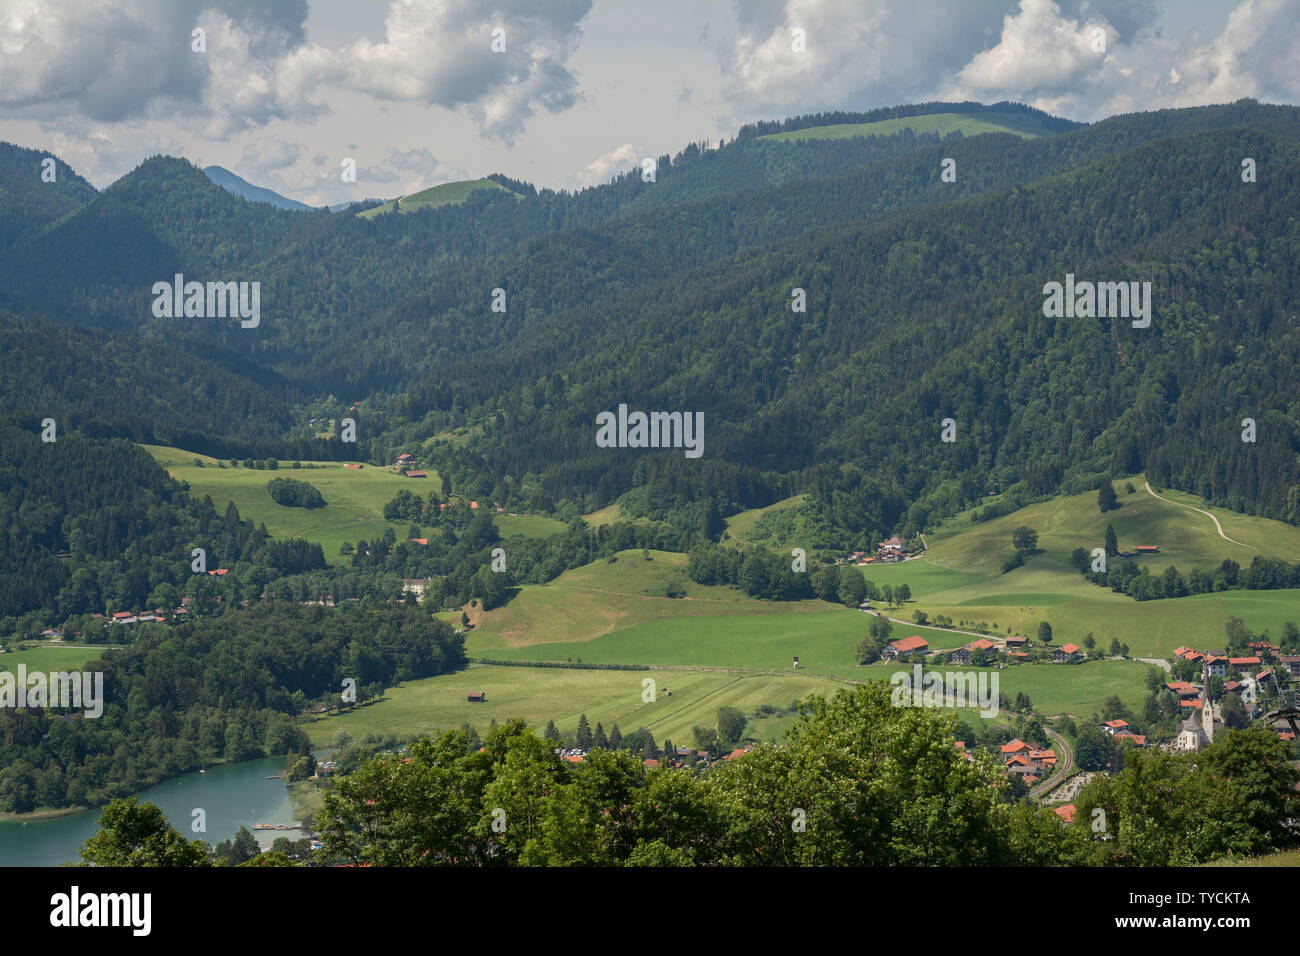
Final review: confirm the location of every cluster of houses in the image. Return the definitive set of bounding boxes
[1162,643,1300,749]
[879,633,1084,664]
[554,743,757,769]
[999,738,1058,786]
[837,535,911,567]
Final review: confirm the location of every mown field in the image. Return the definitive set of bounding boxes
[357,178,520,218]
[0,644,112,676]
[304,663,859,746]
[864,480,1300,658]
[126,455,1299,750]
[142,444,564,565]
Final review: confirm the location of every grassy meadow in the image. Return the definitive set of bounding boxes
[758,111,1050,143]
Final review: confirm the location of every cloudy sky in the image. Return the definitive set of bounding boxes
[1,0,1296,205]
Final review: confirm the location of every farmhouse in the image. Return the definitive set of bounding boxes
[1052,643,1082,663]
[1004,635,1029,649]
[1000,739,1032,756]
[1280,656,1300,678]
[467,691,486,702]
[1100,719,1129,735]
[1113,733,1147,748]
[396,453,414,464]
[949,638,996,663]
[881,635,929,660]
[1204,655,1228,677]
[1173,646,1203,662]
[1165,681,1200,700]
[1228,656,1261,670]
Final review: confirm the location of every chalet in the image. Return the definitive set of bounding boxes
[1135,545,1160,554]
[396,453,414,464]
[111,611,136,624]
[1113,733,1147,748]
[404,470,427,478]
[1204,655,1228,678]
[1280,656,1300,678]
[1165,681,1200,700]
[881,635,929,660]
[1173,646,1203,662]
[1100,719,1129,735]
[1004,635,1029,649]
[1028,748,1057,768]
[949,638,996,664]
[1228,656,1261,670]
[878,536,905,550]
[1054,804,1077,824]
[1052,643,1081,663]
[1249,641,1277,657]
[1222,680,1242,695]
[1000,739,1032,757]
[1005,755,1038,777]
[467,691,486,702]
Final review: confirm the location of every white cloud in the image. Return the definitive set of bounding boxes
[0,0,593,142]
[942,0,1300,121]
[951,0,1115,94]
[573,142,638,188]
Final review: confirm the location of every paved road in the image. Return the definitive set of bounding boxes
[1136,656,1171,673]
[1144,482,1258,550]
[863,609,1007,646]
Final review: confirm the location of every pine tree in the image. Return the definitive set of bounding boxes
[593,722,608,749]
[1104,522,1119,556]
[662,738,673,760]
[609,723,622,750]
[576,713,593,749]
[1098,479,1118,512]
[544,719,561,742]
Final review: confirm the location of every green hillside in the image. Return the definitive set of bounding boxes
[357,178,520,219]
[143,445,436,566]
[864,480,1300,657]
[759,111,1051,142]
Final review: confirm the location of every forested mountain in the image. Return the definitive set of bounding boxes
[0,140,98,252]
[405,126,1300,544]
[0,99,1297,561]
[0,422,327,623]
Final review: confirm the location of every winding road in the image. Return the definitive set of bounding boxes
[1143,482,1258,550]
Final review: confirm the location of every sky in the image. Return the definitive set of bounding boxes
[0,0,1296,205]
